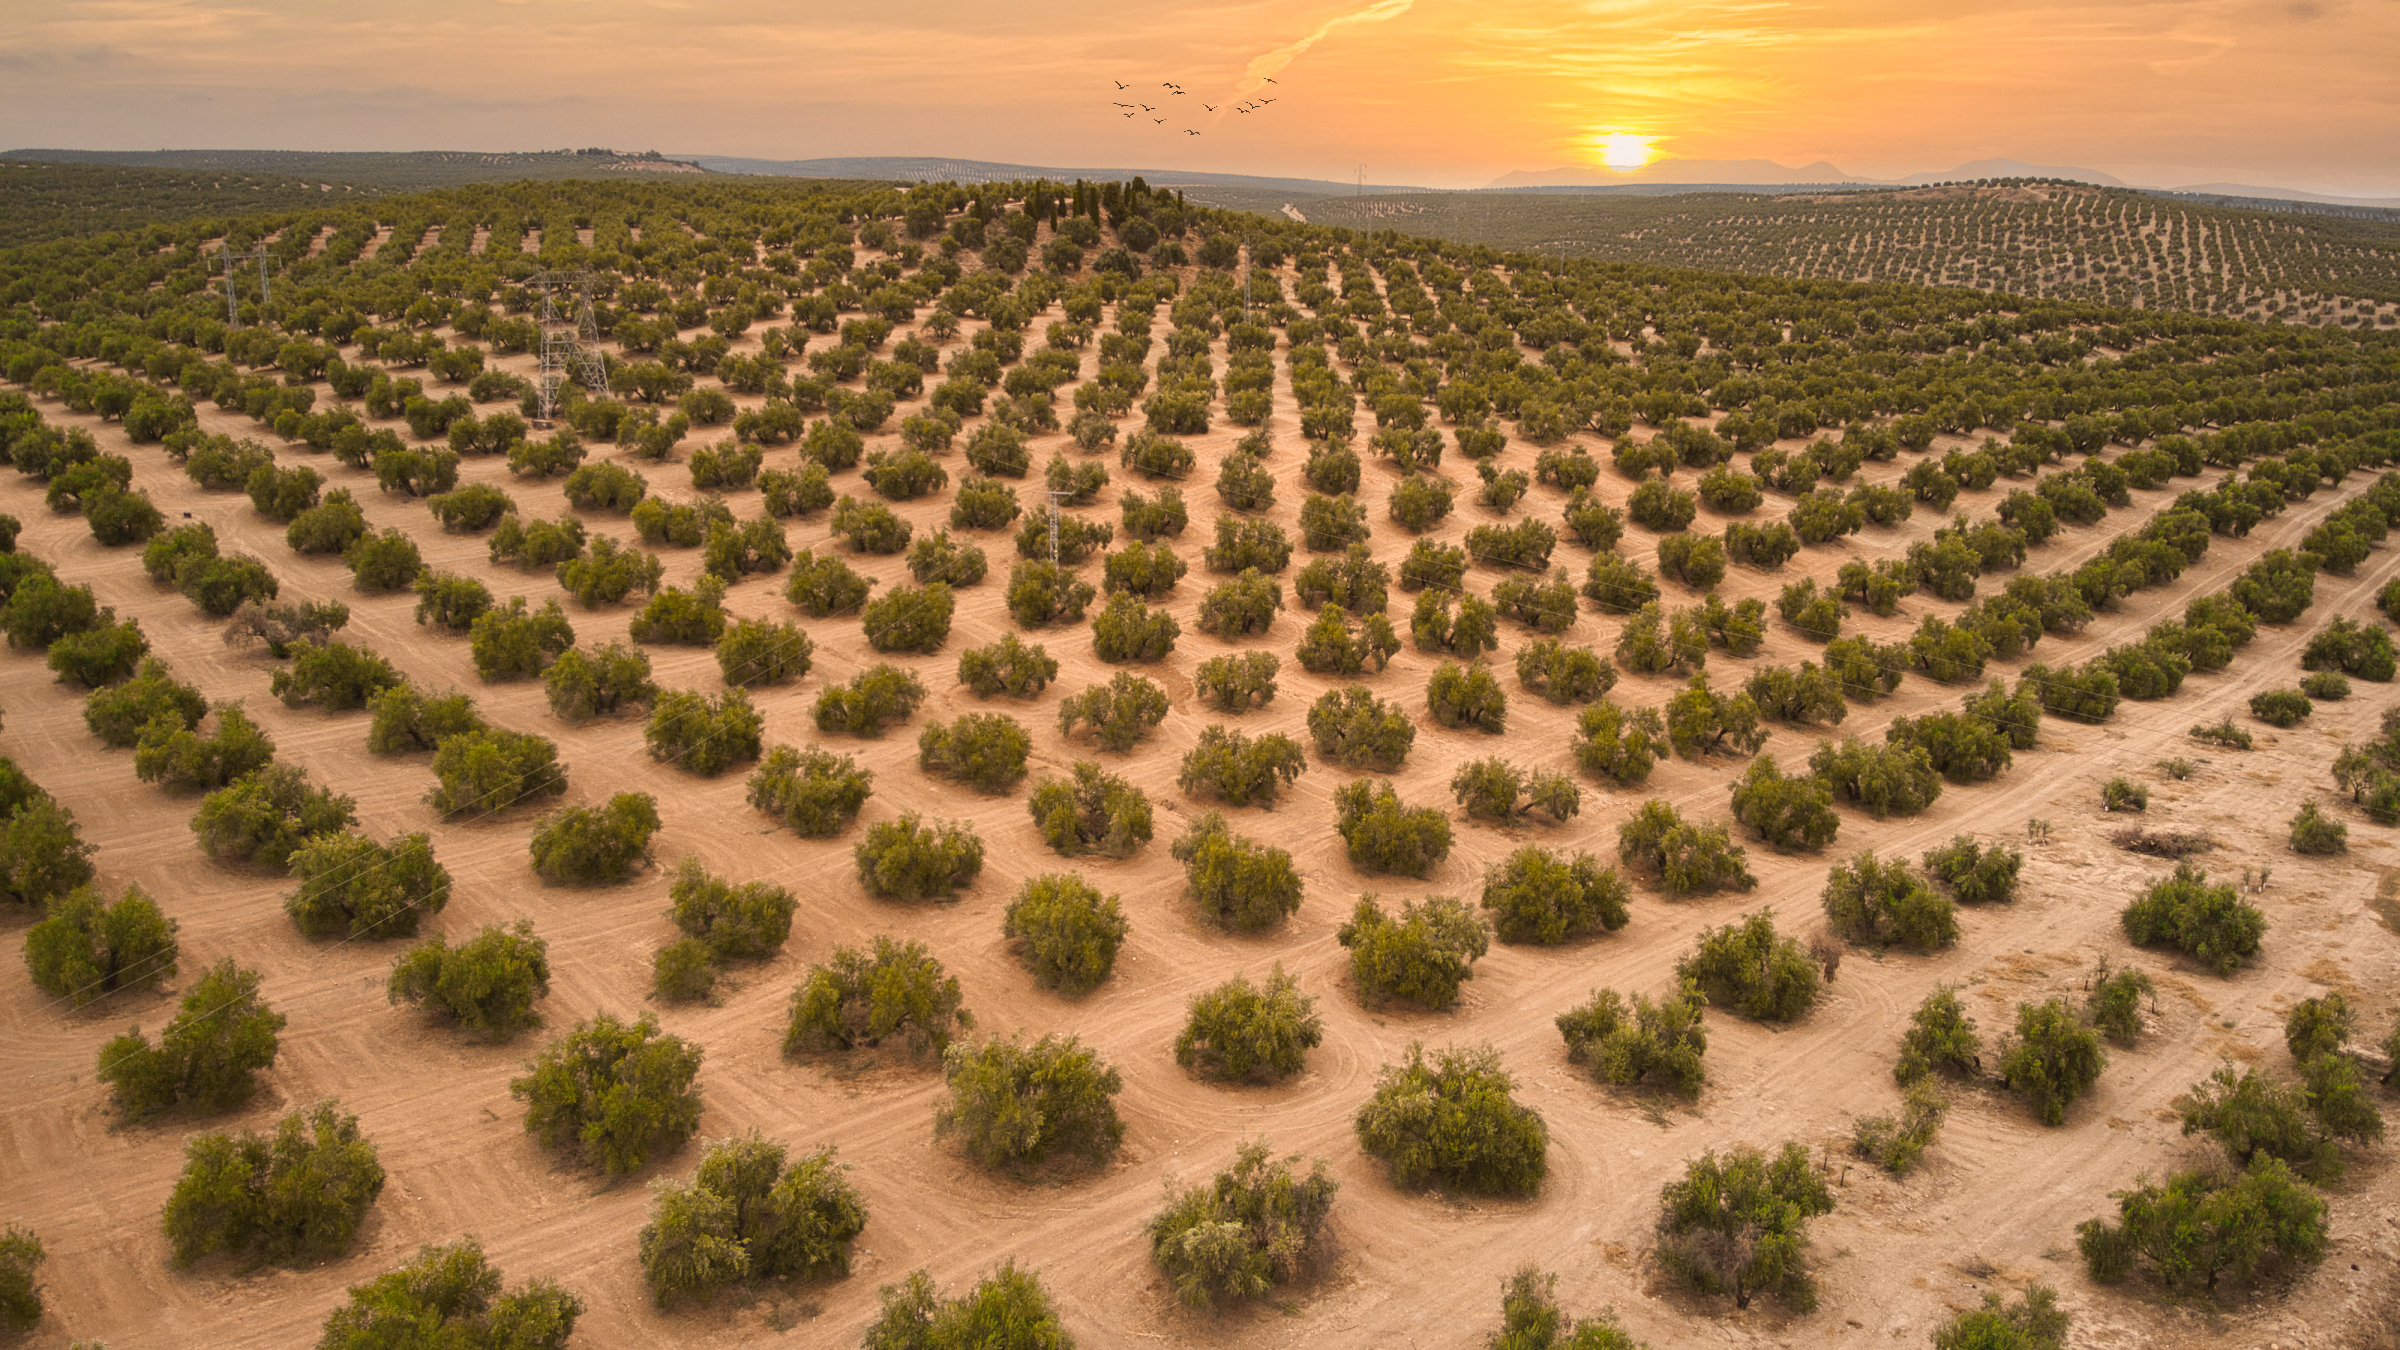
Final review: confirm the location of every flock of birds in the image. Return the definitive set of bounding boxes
[1109,77,1279,136]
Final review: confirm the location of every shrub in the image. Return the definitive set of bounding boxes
[1387,475,1457,532]
[0,573,101,650]
[510,1011,702,1177]
[562,460,646,512]
[343,528,424,592]
[699,516,792,583]
[1172,811,1305,930]
[2231,548,2315,623]
[1822,850,1956,951]
[814,665,927,736]
[1852,1080,1949,1178]
[1174,965,1322,1082]
[1303,441,1361,494]
[83,656,206,746]
[468,596,575,680]
[2075,1158,2326,1293]
[2100,776,2149,812]
[860,1263,1070,1350]
[492,512,589,567]
[97,958,285,1120]
[1450,759,1580,825]
[1355,1042,1547,1195]
[1003,873,1128,996]
[0,1227,39,1334]
[1100,540,1185,602]
[1614,600,1706,674]
[662,859,794,968]
[221,597,349,658]
[133,702,276,791]
[1727,756,1839,852]
[1895,985,1984,1085]
[1193,569,1280,639]
[708,616,810,688]
[630,576,729,646]
[1557,980,1708,1096]
[161,1100,386,1269]
[1484,1267,1642,1350]
[22,883,178,1007]
[1333,780,1454,878]
[1004,559,1097,627]
[412,571,493,631]
[1174,725,1304,808]
[1807,738,1941,818]
[1920,835,2021,903]
[1570,700,1665,787]
[1513,643,1612,708]
[1627,477,1696,531]
[1305,686,1415,771]
[1655,533,1726,589]
[191,763,357,868]
[637,1136,867,1309]
[1998,998,2107,1125]
[1339,894,1487,1009]
[1674,910,1817,1020]
[2086,962,2155,1046]
[2288,800,2348,855]
[949,474,1022,531]
[387,921,550,1038]
[1298,492,1370,550]
[854,814,984,900]
[1090,592,1180,661]
[746,745,873,837]
[830,496,912,554]
[1615,798,1757,895]
[2121,861,2264,974]
[1664,671,1767,760]
[956,633,1058,697]
[528,793,661,884]
[918,712,1032,792]
[1027,762,1151,859]
[1191,650,1278,713]
[1147,1140,1337,1309]
[269,638,401,711]
[1121,485,1190,541]
[425,727,566,815]
[1056,670,1170,751]
[365,683,484,753]
[784,935,970,1058]
[2300,670,2351,700]
[1653,1141,1833,1311]
[784,549,873,618]
[1015,509,1113,564]
[424,483,520,531]
[314,1238,580,1347]
[859,580,954,655]
[249,464,324,521]
[937,1033,1125,1171]
[1426,662,1507,733]
[2250,688,2313,728]
[283,831,451,940]
[43,615,148,687]
[286,488,369,554]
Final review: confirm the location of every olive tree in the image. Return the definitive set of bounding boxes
[645,688,764,776]
[936,1034,1125,1172]
[162,1100,386,1268]
[956,633,1058,697]
[638,1135,867,1309]
[1338,894,1487,1010]
[1653,1141,1834,1311]
[1333,781,1453,878]
[1614,799,1756,895]
[1673,910,1817,1021]
[1172,811,1303,930]
[1354,1042,1547,1195]
[1556,980,1708,1096]
[1174,965,1322,1082]
[387,921,551,1039]
[854,814,984,900]
[97,958,286,1120]
[191,763,356,868]
[1147,1140,1337,1308]
[1003,873,1128,995]
[1056,670,1169,751]
[1449,758,1579,824]
[859,1263,1067,1350]
[1998,998,2107,1125]
[1821,850,1956,951]
[285,831,451,939]
[746,745,874,836]
[2120,861,2264,975]
[510,1011,703,1176]
[784,936,970,1058]
[2075,1160,2325,1293]
[545,642,656,720]
[918,712,1032,792]
[1480,847,1627,944]
[314,1238,581,1348]
[1027,762,1151,857]
[1306,687,1414,771]
[22,882,179,1007]
[529,793,662,884]
[425,728,566,815]
[814,665,927,736]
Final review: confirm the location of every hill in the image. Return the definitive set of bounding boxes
[1179,180,2400,326]
[0,159,394,248]
[3,147,708,191]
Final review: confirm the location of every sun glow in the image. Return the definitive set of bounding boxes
[1595,132,1656,172]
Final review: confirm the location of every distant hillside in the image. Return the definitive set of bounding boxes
[3,148,707,191]
[685,154,1430,198]
[0,159,392,247]
[1190,182,2400,326]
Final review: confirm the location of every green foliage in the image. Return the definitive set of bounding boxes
[344,527,424,592]
[528,793,661,885]
[1354,1042,1548,1196]
[1727,755,1838,852]
[854,813,984,900]
[44,616,148,687]
[2286,800,2347,854]
[269,638,401,711]
[22,882,178,1007]
[1653,1141,1833,1311]
[1426,661,1507,733]
[958,632,1059,697]
[2249,688,2312,727]
[1614,798,1756,895]
[668,858,795,963]
[814,664,928,737]
[84,656,206,746]
[937,1033,1125,1171]
[1195,567,1282,637]
[1175,965,1323,1082]
[1090,591,1180,661]
[1293,543,1388,614]
[629,575,728,646]
[1515,639,1615,704]
[1853,1080,1949,1177]
[1005,559,1097,627]
[134,702,276,791]
[1807,737,1942,818]
[1194,649,1280,711]
[2300,670,2351,700]
[1674,909,1818,1021]
[510,1010,703,1177]
[1655,533,1726,589]
[1056,670,1170,751]
[1298,602,1403,674]
[859,1262,1070,1350]
[1409,588,1500,657]
[1930,1284,2071,1350]
[284,831,450,940]
[1,573,102,650]
[637,1136,867,1309]
[314,1236,581,1349]
[1822,850,1957,951]
[1334,780,1454,878]
[1484,1266,1641,1350]
[191,763,357,868]
[1449,758,1581,824]
[918,712,1032,792]
[1998,998,2107,1125]
[162,1099,386,1269]
[387,921,551,1039]
[1146,1140,1338,1308]
[785,548,873,617]
[1004,873,1129,995]
[425,727,566,815]
[1570,699,1664,786]
[746,744,874,837]
[97,958,286,1120]
[1664,671,1766,760]
[0,791,97,909]
[644,688,762,776]
[468,596,575,680]
[0,1226,39,1334]
[1339,894,1488,1009]
[2230,548,2315,624]
[785,935,970,1058]
[1479,846,1626,944]
[1895,985,1984,1085]
[908,529,989,587]
[1627,477,1696,531]
[2121,861,2265,975]
[365,682,484,752]
[1171,811,1305,931]
[1919,834,2022,903]
[1557,980,1708,1096]
[1027,762,1152,858]
[1613,600,1707,674]
[713,617,811,688]
[1303,687,1412,772]
[2075,1158,2326,1292]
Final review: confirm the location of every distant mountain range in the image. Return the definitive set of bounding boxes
[684,156,1429,199]
[1486,156,2400,208]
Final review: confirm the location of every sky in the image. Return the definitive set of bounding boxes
[1,0,2394,195]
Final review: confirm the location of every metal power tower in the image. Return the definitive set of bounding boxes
[530,270,607,425]
[218,245,274,329]
[1044,491,1073,567]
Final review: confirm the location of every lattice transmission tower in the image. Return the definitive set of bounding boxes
[218,245,274,329]
[530,270,607,425]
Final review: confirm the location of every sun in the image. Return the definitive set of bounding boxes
[1594,133,1656,172]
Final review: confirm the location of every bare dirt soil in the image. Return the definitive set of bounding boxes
[1,303,2395,1350]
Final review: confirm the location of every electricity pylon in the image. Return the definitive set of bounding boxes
[530,270,607,424]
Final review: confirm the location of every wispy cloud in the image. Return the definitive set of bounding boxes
[1237,0,1414,93]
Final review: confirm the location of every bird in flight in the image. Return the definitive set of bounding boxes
[1171,89,1186,94]
[1184,129,1199,136]
[1112,102,1132,107]
[1261,98,1276,105]
[1203,103,1216,112]
[1139,103,1155,111]
[1122,112,1135,118]
[1114,80,1128,89]
[1264,77,1278,84]
[1153,117,1165,124]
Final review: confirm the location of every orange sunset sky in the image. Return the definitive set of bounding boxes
[0,0,2393,193]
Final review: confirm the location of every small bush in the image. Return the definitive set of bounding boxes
[2100,776,2149,812]
[957,633,1058,697]
[637,1136,867,1309]
[1654,1141,1833,1311]
[1895,985,1983,1084]
[22,882,179,1007]
[1919,835,2021,903]
[2087,962,2155,1047]
[84,656,206,746]
[1998,998,2107,1125]
[1147,1140,1338,1309]
[814,665,928,736]
[133,702,276,792]
[1556,980,1708,1096]
[314,1237,581,1347]
[1175,966,1322,1082]
[1339,894,1487,1009]
[2075,1158,2326,1293]
[1627,477,1697,531]
[1090,592,1180,661]
[1172,811,1304,930]
[1674,910,1817,1021]
[1056,670,1170,751]
[1194,649,1279,711]
[2250,688,2312,728]
[1808,738,1942,818]
[1727,756,1839,852]
[859,1263,1069,1350]
[1178,725,1306,807]
[1333,780,1453,878]
[270,638,402,711]
[746,744,874,836]
[1004,559,1097,627]
[387,921,551,1038]
[1615,799,1757,896]
[937,1034,1125,1171]
[785,549,873,617]
[785,935,970,1058]
[424,727,566,815]
[1484,1267,1642,1350]
[191,764,357,869]
[1027,762,1151,858]
[854,814,984,900]
[162,1099,386,1269]
[97,958,286,1120]
[468,596,576,680]
[511,1011,703,1177]
[1822,850,1956,951]
[2121,860,2264,974]
[1449,759,1579,824]
[528,793,661,884]
[917,712,1032,792]
[0,1228,39,1334]
[1003,873,1129,995]
[2288,800,2348,854]
[1852,1080,1949,1178]
[1354,1042,1547,1195]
